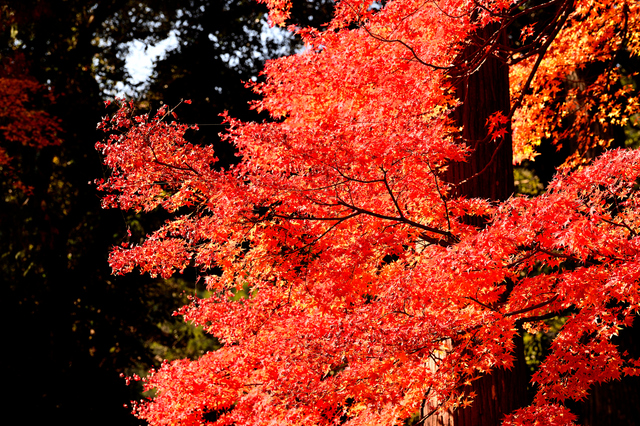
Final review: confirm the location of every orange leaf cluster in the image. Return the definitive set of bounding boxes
[511,0,640,164]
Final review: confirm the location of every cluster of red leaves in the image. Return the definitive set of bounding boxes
[1,11,61,192]
[0,73,61,193]
[96,0,640,425]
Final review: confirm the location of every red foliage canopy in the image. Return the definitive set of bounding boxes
[96,0,640,424]
[0,58,61,193]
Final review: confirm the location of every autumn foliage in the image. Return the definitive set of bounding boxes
[0,56,61,193]
[1,7,61,194]
[96,0,640,425]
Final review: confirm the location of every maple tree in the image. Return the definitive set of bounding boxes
[96,0,640,425]
[0,54,61,194]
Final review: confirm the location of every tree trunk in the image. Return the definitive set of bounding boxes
[446,30,514,203]
[422,26,528,426]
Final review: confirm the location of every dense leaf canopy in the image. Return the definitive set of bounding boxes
[96,0,640,425]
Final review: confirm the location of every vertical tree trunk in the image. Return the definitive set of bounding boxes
[446,30,514,202]
[422,26,528,426]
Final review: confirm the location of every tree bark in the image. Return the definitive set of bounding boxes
[446,30,514,203]
[422,26,528,426]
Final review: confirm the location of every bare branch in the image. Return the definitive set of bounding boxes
[505,294,559,318]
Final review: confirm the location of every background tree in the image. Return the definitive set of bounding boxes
[2,2,202,423]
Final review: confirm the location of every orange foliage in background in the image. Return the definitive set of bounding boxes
[511,0,640,164]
